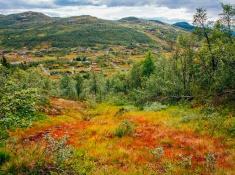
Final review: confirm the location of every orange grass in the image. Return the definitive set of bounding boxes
[6,98,235,174]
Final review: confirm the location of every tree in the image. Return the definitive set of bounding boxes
[193,8,217,71]
[60,75,77,100]
[129,63,143,89]
[142,52,155,77]
[176,34,195,95]
[74,74,83,98]
[220,3,235,40]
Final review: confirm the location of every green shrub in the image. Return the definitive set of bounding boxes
[151,147,164,159]
[114,120,134,138]
[0,151,10,166]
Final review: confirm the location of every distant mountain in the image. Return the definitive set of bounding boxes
[0,11,52,26]
[0,12,186,50]
[173,22,195,31]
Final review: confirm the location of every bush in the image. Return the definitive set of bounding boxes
[179,155,192,168]
[0,151,10,166]
[114,120,134,138]
[151,147,164,160]
[205,152,216,172]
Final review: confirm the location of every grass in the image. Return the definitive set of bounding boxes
[1,99,234,174]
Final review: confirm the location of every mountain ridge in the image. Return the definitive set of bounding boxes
[0,11,187,50]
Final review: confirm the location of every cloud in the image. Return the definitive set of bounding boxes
[0,0,234,22]
[1,0,234,10]
[53,0,234,11]
[0,0,55,9]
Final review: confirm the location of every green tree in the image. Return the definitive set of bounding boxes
[142,52,155,77]
[60,75,77,100]
[74,74,83,98]
[220,3,235,40]
[175,34,196,95]
[193,8,217,71]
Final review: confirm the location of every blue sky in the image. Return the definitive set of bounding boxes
[0,0,233,23]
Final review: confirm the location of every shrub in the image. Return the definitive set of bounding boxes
[205,152,216,172]
[114,120,134,138]
[0,151,10,166]
[179,155,192,168]
[151,147,164,160]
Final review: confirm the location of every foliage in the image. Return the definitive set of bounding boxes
[151,147,164,160]
[0,151,10,166]
[142,52,155,77]
[114,120,135,138]
[60,75,78,100]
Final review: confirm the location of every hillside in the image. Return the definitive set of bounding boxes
[0,12,185,50]
[119,17,186,50]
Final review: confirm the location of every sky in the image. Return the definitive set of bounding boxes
[0,0,234,23]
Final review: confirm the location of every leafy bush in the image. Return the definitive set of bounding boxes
[114,120,134,138]
[151,147,164,160]
[0,151,10,166]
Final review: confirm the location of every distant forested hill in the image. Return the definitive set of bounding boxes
[0,12,186,49]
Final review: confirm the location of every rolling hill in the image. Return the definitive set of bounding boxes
[0,12,186,50]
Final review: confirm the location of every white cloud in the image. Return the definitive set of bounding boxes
[0,0,233,23]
